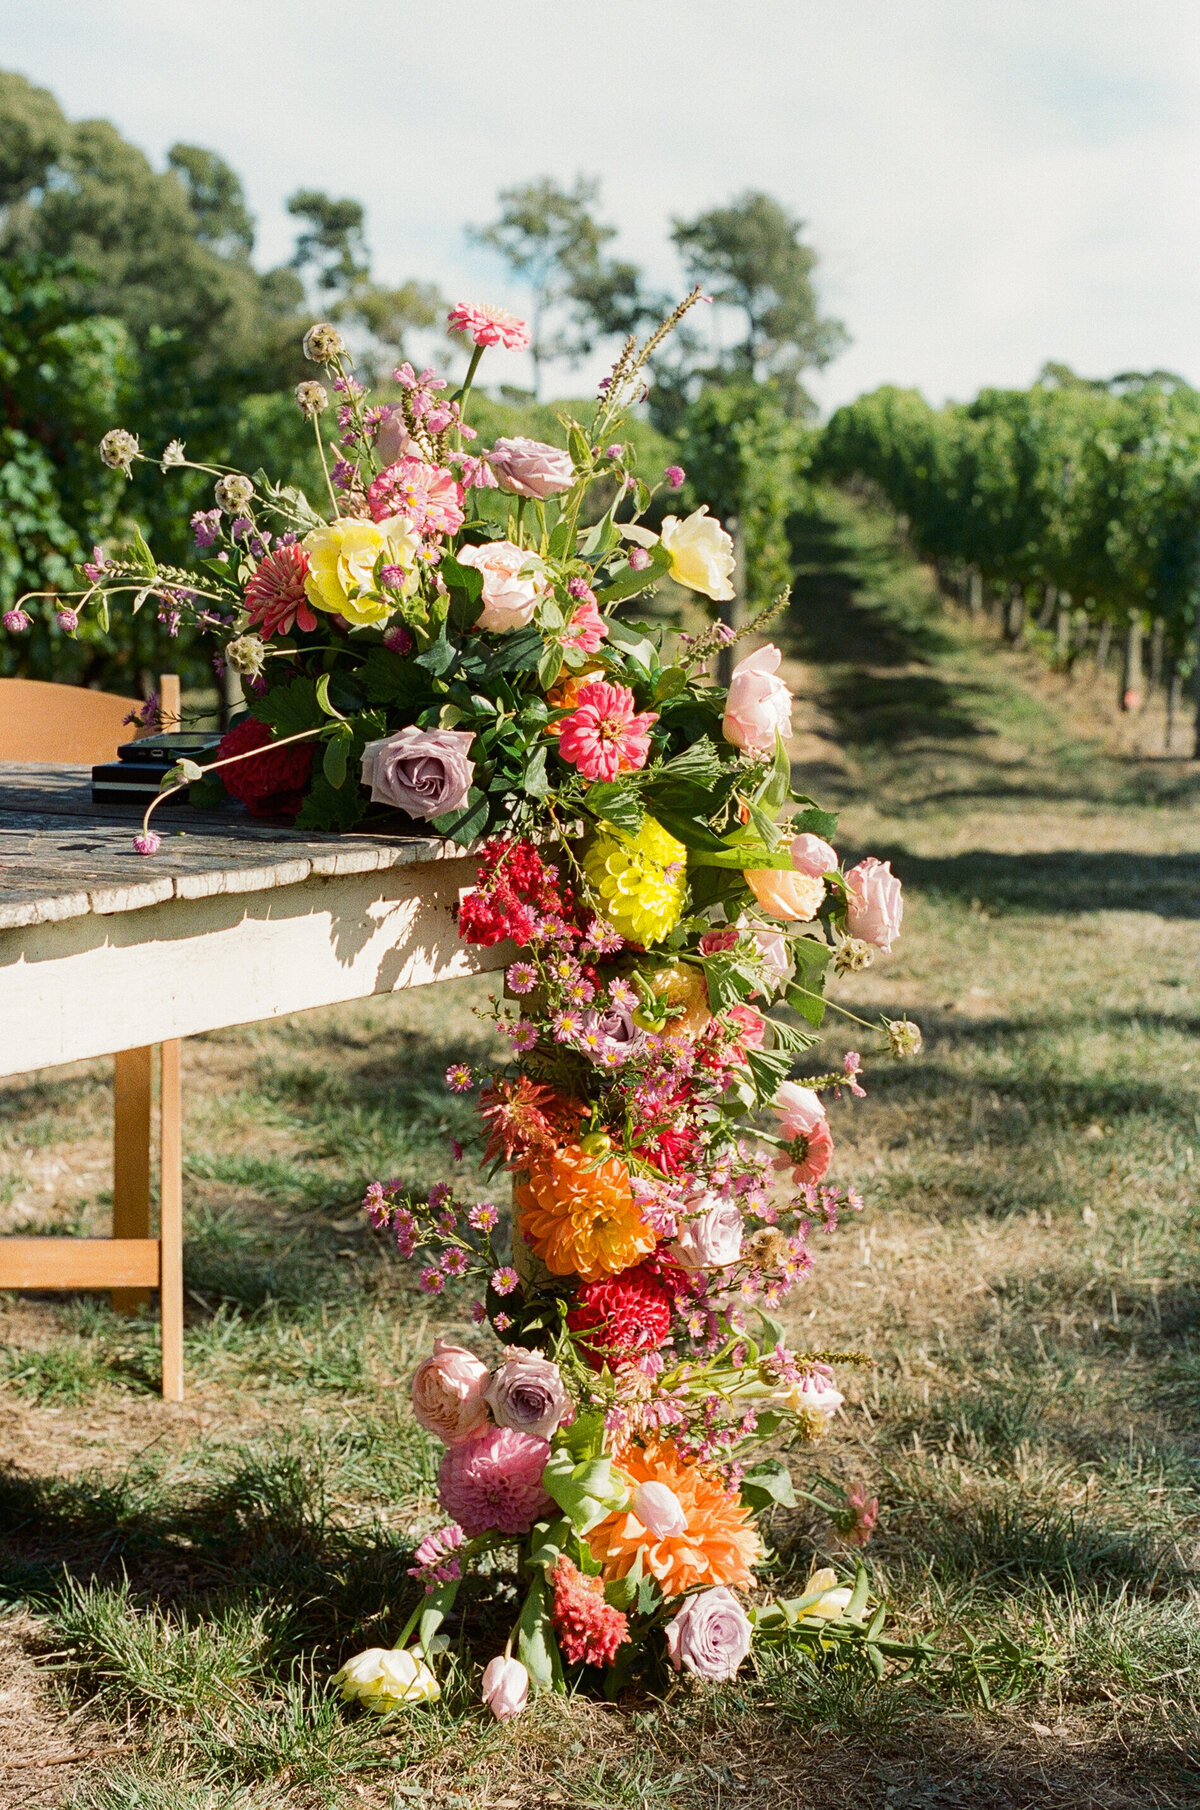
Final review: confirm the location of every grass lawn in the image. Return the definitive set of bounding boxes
[2,490,1199,1808]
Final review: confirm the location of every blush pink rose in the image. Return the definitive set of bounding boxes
[845,857,903,954]
[457,539,544,632]
[411,1338,490,1446]
[487,435,575,499]
[665,1587,752,1682]
[672,1192,744,1270]
[790,832,838,876]
[722,644,793,754]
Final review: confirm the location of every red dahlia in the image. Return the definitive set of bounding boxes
[567,1258,678,1370]
[216,715,314,819]
[243,545,317,637]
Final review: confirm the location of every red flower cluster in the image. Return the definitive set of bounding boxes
[457,837,571,947]
[631,1087,701,1178]
[567,1256,681,1369]
[549,1557,629,1667]
[216,716,315,819]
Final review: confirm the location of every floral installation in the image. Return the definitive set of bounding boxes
[20,295,924,1715]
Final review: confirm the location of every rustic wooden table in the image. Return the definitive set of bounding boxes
[0,763,505,1397]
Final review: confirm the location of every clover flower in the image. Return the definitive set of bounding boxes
[99,428,139,474]
[303,321,346,363]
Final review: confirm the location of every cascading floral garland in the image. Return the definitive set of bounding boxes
[13,295,923,1716]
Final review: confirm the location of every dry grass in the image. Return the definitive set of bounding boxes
[2,491,1199,1808]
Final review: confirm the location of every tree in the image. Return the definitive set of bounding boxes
[671,191,848,414]
[677,385,811,609]
[471,176,626,398]
[288,188,444,373]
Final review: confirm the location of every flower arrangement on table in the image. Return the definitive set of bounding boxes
[15,294,922,1715]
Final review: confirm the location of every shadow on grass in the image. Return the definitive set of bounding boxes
[848,845,1200,917]
[783,500,952,670]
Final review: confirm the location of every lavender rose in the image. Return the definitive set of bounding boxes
[487,435,575,499]
[484,1347,574,1441]
[671,1191,743,1270]
[575,999,642,1066]
[360,726,475,821]
[664,1587,752,1682]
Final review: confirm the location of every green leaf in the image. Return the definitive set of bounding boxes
[741,1458,797,1512]
[440,552,484,633]
[762,1015,818,1054]
[251,677,324,738]
[542,1450,629,1534]
[568,421,591,471]
[357,647,430,708]
[601,612,660,665]
[479,623,544,679]
[415,627,456,677]
[523,743,549,799]
[431,787,490,847]
[653,665,690,702]
[322,731,349,789]
[793,804,839,842]
[294,774,366,833]
[417,1577,461,1663]
[785,937,833,1027]
[846,1565,871,1623]
[584,780,645,834]
[129,524,156,577]
[746,1045,794,1096]
[537,644,564,691]
[517,1575,564,1693]
[759,730,793,813]
[315,672,345,720]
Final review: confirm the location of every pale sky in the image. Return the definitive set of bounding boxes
[2,0,1198,412]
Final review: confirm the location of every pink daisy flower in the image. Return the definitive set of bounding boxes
[447,302,531,351]
[563,595,609,655]
[419,1267,445,1294]
[368,457,465,537]
[556,681,658,783]
[469,1202,499,1232]
[491,1266,519,1296]
[445,1063,474,1093]
[438,1425,552,1536]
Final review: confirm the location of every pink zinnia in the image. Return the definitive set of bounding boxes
[564,595,609,655]
[368,457,464,537]
[244,544,317,636]
[437,1425,553,1536]
[556,681,657,783]
[447,302,531,351]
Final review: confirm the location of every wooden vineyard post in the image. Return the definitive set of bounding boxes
[112,1045,153,1313]
[159,1040,184,1401]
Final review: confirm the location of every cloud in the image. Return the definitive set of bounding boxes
[2,0,1197,410]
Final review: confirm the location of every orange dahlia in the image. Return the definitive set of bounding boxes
[515,1144,655,1283]
[587,1442,761,1599]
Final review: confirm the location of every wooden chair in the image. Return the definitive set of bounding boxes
[0,674,186,1400]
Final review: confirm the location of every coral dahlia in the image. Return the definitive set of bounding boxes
[549,1557,629,1667]
[243,544,317,637]
[556,681,657,783]
[588,1442,761,1599]
[516,1144,656,1283]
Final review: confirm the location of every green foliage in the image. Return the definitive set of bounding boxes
[677,382,814,607]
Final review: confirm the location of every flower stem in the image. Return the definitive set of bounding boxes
[137,723,329,846]
[313,417,340,518]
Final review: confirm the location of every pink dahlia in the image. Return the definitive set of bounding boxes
[367,457,465,538]
[243,545,317,637]
[448,302,531,351]
[556,681,657,783]
[437,1425,553,1536]
[564,595,609,655]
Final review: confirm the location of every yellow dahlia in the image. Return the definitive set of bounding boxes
[583,816,687,946]
[587,1441,761,1599]
[515,1144,655,1283]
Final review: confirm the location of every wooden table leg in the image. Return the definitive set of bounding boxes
[112,1046,153,1314]
[159,1039,183,1402]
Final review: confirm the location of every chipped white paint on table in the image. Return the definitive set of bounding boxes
[0,764,505,1080]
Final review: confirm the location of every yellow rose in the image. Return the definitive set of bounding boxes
[624,506,735,602]
[801,1567,853,1621]
[331,1646,440,1711]
[302,515,419,627]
